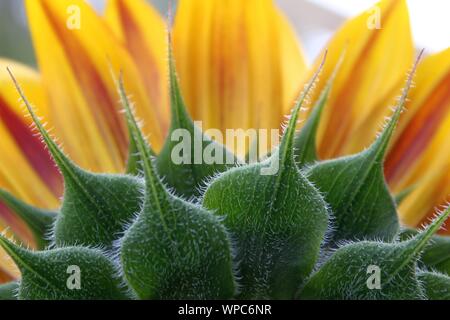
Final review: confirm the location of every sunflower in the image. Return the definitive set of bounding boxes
[0,0,448,283]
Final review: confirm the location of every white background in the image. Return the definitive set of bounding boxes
[279,0,450,60]
[88,0,450,61]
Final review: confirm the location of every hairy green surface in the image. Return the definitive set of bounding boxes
[156,46,236,199]
[203,61,329,299]
[401,228,450,275]
[0,53,449,301]
[118,77,236,299]
[418,271,450,300]
[304,73,417,244]
[294,55,342,168]
[12,78,143,249]
[300,207,450,300]
[0,235,127,300]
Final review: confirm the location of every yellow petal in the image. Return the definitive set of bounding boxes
[0,264,16,284]
[303,0,414,159]
[400,171,450,234]
[173,0,307,156]
[26,0,166,173]
[0,60,60,243]
[0,230,20,283]
[105,0,169,136]
[384,48,450,229]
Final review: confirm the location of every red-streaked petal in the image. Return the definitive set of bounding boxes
[301,0,414,159]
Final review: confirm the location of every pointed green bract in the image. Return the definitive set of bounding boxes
[3,49,449,301]
[304,63,420,243]
[125,112,155,175]
[299,206,450,300]
[0,235,127,300]
[117,77,236,300]
[418,271,450,300]
[0,282,18,300]
[400,228,450,275]
[300,242,425,299]
[55,171,143,248]
[156,42,236,199]
[202,56,330,299]
[126,124,146,175]
[112,67,154,176]
[8,70,144,249]
[0,189,56,249]
[306,150,400,243]
[293,83,329,167]
[294,53,343,167]
[126,128,141,175]
[422,236,450,275]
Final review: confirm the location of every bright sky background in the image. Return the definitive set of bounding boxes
[89,0,450,60]
[310,0,450,52]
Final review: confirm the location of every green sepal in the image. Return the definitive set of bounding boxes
[400,228,450,275]
[117,76,236,300]
[0,235,128,300]
[156,42,237,199]
[305,149,400,243]
[203,57,330,299]
[125,114,155,176]
[304,56,425,244]
[0,189,56,249]
[54,171,143,249]
[294,54,342,167]
[0,282,18,300]
[304,70,420,244]
[9,74,144,249]
[292,83,328,167]
[299,205,450,300]
[422,235,450,276]
[418,271,450,300]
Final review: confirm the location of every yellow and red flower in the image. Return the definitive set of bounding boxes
[0,0,448,281]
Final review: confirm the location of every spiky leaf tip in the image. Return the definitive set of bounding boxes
[299,205,450,300]
[7,68,144,249]
[304,52,424,244]
[0,235,128,300]
[202,53,330,299]
[294,50,345,167]
[117,76,236,300]
[155,38,237,199]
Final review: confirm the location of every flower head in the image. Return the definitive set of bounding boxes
[0,0,449,283]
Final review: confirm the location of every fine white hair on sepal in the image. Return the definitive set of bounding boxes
[112,71,155,153]
[19,99,67,158]
[110,228,140,299]
[373,50,424,143]
[196,168,233,203]
[46,215,59,250]
[0,228,24,270]
[421,203,450,233]
[0,227,12,238]
[0,231,20,276]
[195,164,243,203]
[313,209,337,271]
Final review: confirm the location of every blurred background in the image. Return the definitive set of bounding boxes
[0,0,449,67]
